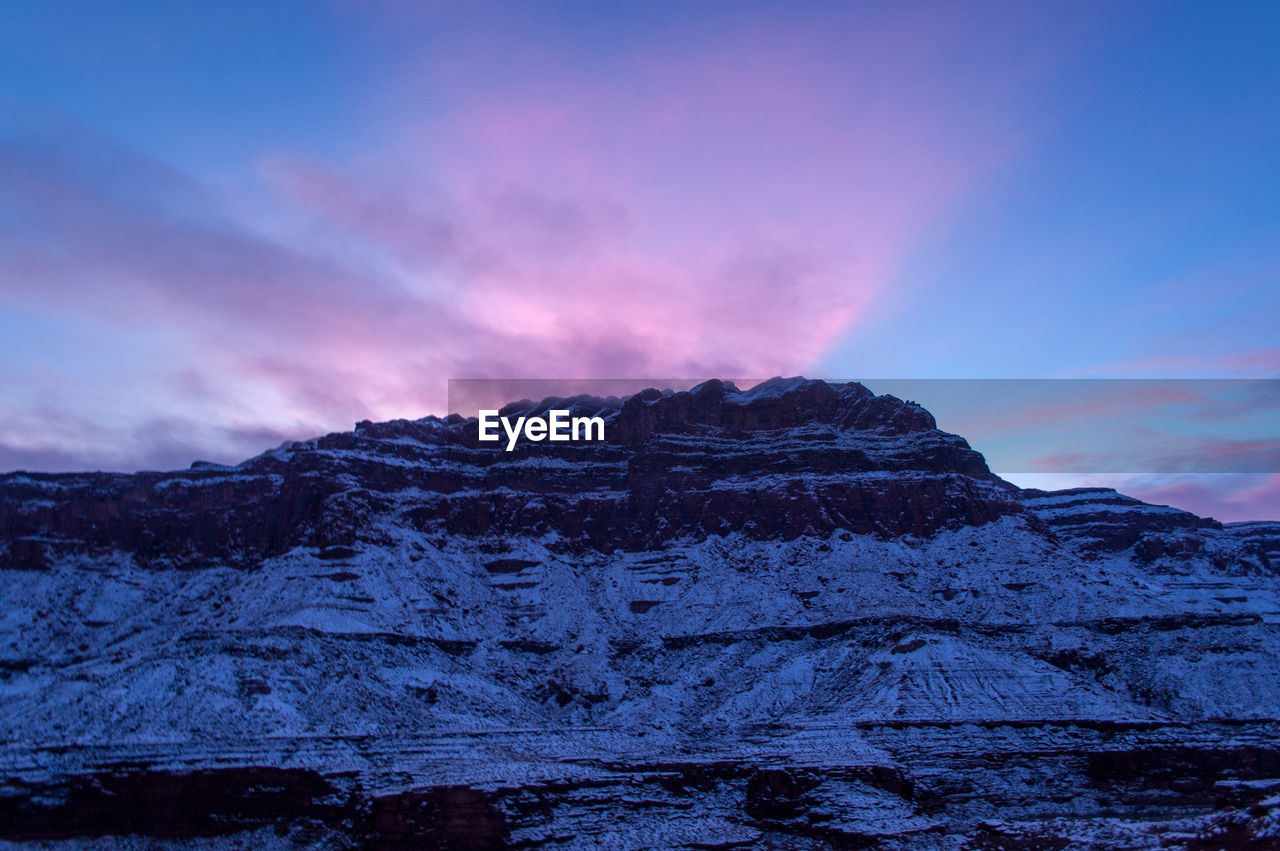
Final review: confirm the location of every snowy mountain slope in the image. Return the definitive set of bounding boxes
[1,378,1277,848]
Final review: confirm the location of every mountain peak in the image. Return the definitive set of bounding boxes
[2,379,1279,846]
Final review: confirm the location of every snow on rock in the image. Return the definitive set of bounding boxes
[1,379,1278,847]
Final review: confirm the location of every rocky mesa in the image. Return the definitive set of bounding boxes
[1,378,1277,848]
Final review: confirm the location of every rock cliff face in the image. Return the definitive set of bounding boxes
[1,378,1277,849]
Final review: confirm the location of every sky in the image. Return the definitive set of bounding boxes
[0,0,1276,520]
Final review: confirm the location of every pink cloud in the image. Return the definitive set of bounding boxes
[1125,473,1280,524]
[947,383,1206,434]
[1,4,1066,469]
[1028,435,1280,475]
[1007,472,1279,523]
[1085,348,1280,377]
[263,4,1053,391]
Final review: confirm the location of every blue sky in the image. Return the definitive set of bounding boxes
[820,1,1279,378]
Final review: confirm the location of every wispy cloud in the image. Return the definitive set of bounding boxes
[1028,435,1280,475]
[2,4,1051,470]
[1082,348,1280,378]
[1123,473,1280,524]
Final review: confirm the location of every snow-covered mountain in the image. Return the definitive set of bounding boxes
[1,378,1277,848]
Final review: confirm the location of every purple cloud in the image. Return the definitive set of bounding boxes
[1124,473,1280,525]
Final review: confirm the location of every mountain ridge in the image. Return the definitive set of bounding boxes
[1,378,1278,848]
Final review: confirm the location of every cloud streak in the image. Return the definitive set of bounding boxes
[1122,473,1280,525]
[2,4,1053,470]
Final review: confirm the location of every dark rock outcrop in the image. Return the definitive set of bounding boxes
[0,378,1018,564]
[1,378,1277,848]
